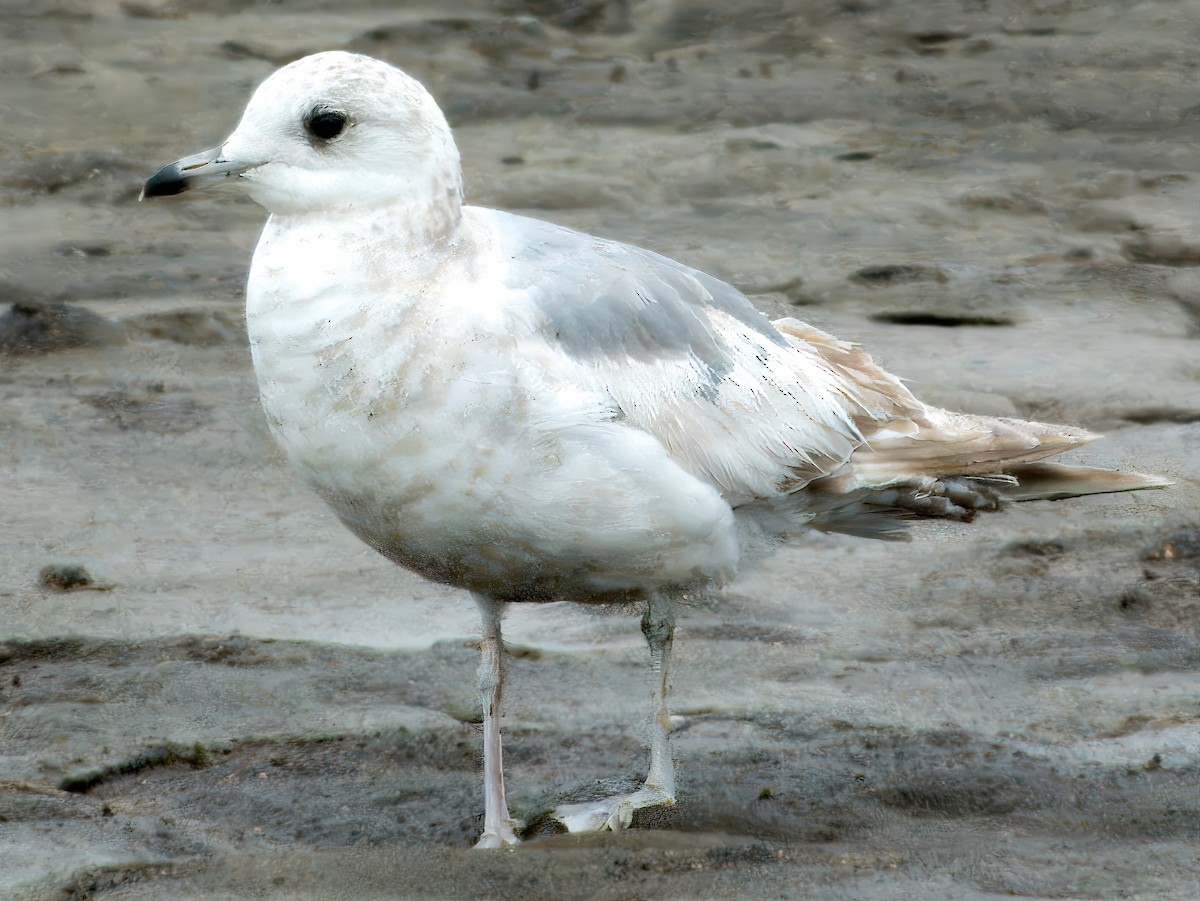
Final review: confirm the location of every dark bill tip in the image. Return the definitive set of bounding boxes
[142,163,190,198]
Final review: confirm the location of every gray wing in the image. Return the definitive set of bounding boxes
[482,209,882,503]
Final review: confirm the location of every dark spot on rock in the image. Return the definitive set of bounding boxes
[960,191,1048,215]
[120,2,187,20]
[38,564,95,591]
[179,636,271,667]
[53,242,111,257]
[60,772,105,794]
[850,264,948,286]
[2,150,139,194]
[219,40,293,64]
[740,275,811,304]
[727,138,782,151]
[871,312,1012,327]
[1004,26,1058,37]
[500,155,524,165]
[519,808,570,839]
[505,644,544,660]
[1123,233,1200,266]
[1100,716,1154,738]
[1003,539,1067,558]
[0,638,88,664]
[879,772,1035,816]
[0,302,126,355]
[912,31,965,45]
[1119,588,1149,611]
[836,150,876,161]
[125,307,243,345]
[1122,407,1200,426]
[83,387,210,433]
[511,0,626,33]
[60,745,183,793]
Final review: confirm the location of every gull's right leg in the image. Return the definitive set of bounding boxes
[553,592,678,832]
[473,594,520,849]
[642,592,677,802]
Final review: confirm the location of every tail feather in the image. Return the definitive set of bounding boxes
[798,464,1168,539]
[771,315,1169,519]
[992,463,1172,501]
[816,408,1101,494]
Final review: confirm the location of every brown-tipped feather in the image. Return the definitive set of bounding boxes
[843,410,1100,489]
[993,463,1172,501]
[772,317,1162,506]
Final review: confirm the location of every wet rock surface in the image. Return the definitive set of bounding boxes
[0,302,126,355]
[1,1,1198,899]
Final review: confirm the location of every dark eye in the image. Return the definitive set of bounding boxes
[305,110,347,141]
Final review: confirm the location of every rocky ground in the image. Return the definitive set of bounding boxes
[1,1,1198,899]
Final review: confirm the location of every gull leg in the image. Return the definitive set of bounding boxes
[473,594,520,849]
[643,592,676,800]
[554,593,678,832]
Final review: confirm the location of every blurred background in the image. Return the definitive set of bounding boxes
[1,1,1197,898]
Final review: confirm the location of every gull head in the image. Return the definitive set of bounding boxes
[143,51,463,216]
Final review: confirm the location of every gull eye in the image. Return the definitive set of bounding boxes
[305,110,347,141]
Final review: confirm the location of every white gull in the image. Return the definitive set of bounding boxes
[142,51,1165,848]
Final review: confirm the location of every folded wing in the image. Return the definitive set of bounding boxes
[489,210,1150,514]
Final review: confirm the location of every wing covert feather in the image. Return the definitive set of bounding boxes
[488,211,873,503]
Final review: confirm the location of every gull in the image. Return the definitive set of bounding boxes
[143,51,1165,848]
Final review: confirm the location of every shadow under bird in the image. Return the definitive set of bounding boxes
[142,51,1167,848]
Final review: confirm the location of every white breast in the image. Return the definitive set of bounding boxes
[244,210,740,602]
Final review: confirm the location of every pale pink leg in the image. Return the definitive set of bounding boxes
[554,593,678,832]
[472,595,520,849]
[642,594,676,799]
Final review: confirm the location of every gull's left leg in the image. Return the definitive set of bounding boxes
[554,592,678,832]
[643,591,677,802]
[473,594,520,849]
